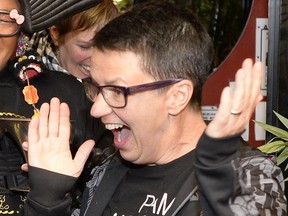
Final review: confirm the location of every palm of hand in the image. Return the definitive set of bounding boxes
[27,98,95,178]
[206,59,263,138]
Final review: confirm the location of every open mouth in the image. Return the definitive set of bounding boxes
[106,123,130,146]
[81,65,91,75]
[19,63,42,81]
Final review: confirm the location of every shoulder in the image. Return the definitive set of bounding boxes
[238,142,277,170]
[238,142,281,177]
[232,146,287,215]
[43,70,82,87]
[239,142,265,158]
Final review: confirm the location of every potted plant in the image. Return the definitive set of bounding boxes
[254,111,288,182]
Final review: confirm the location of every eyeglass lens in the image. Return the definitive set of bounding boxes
[102,87,126,107]
[83,81,126,107]
[83,81,99,102]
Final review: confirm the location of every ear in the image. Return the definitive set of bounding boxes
[49,26,60,46]
[167,80,193,116]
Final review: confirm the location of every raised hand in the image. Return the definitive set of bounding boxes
[205,58,263,138]
[26,97,95,177]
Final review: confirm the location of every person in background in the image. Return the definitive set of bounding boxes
[29,0,118,155]
[0,0,110,214]
[22,1,287,216]
[31,0,119,180]
[30,0,119,79]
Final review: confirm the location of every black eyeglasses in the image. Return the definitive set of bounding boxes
[83,78,183,108]
[0,10,21,37]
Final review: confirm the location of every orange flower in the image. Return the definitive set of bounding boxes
[22,85,39,105]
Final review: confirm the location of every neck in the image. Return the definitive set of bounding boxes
[154,109,207,165]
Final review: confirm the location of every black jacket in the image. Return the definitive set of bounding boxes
[0,53,110,214]
[22,134,286,216]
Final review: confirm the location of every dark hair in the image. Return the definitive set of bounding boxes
[93,0,214,109]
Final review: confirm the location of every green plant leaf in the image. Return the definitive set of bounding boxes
[254,111,288,181]
[276,148,288,166]
[274,111,288,130]
[258,140,287,153]
[254,120,288,141]
[267,136,282,144]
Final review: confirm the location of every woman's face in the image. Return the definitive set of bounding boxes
[0,0,21,71]
[51,26,97,79]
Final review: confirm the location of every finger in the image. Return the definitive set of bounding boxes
[251,61,263,92]
[22,141,28,151]
[239,60,263,119]
[48,98,61,137]
[21,163,28,172]
[205,86,231,137]
[27,115,42,167]
[230,63,247,114]
[249,61,263,108]
[58,102,71,148]
[73,140,95,177]
[241,58,254,108]
[28,115,39,147]
[216,86,232,118]
[38,102,50,138]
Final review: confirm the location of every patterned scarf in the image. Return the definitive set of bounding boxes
[30,30,70,75]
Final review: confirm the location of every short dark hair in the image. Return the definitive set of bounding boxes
[93,0,214,109]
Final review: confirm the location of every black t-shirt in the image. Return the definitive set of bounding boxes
[103,150,195,216]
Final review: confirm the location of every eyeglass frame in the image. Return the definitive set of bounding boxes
[83,78,184,108]
[0,9,21,37]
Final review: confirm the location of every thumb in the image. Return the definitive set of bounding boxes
[74,140,95,174]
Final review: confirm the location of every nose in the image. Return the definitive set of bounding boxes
[90,93,113,118]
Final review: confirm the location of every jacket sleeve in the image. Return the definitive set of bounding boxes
[194,133,287,216]
[22,166,77,216]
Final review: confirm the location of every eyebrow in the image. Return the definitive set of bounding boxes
[90,76,130,86]
[77,39,93,44]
